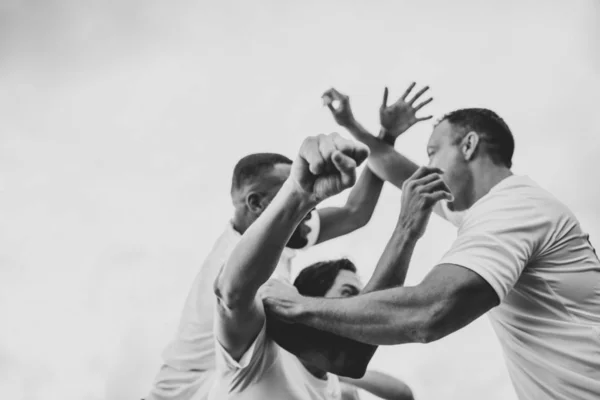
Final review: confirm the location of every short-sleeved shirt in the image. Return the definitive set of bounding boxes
[438,175,600,400]
[208,319,341,400]
[146,213,321,400]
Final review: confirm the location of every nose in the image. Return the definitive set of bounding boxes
[427,157,440,169]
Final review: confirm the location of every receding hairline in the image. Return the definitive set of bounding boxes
[230,152,293,196]
[433,108,515,168]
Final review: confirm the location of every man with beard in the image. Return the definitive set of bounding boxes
[208,133,443,399]
[145,150,381,400]
[263,87,600,400]
[146,84,434,400]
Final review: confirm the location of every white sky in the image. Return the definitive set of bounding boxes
[0,1,599,399]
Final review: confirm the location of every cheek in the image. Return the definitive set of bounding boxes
[430,153,461,190]
[428,152,452,171]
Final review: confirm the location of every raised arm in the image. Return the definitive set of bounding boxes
[213,133,367,361]
[315,94,393,244]
[271,263,498,345]
[361,167,450,292]
[322,84,433,190]
[262,170,500,346]
[323,85,466,227]
[315,166,383,244]
[264,167,450,376]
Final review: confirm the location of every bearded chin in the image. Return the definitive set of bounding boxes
[286,231,308,249]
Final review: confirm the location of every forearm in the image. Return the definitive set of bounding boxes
[273,226,418,376]
[316,166,384,243]
[344,120,419,189]
[299,287,434,345]
[215,181,315,307]
[344,166,384,225]
[289,263,499,346]
[362,228,418,293]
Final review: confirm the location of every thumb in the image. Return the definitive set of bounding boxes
[331,151,357,187]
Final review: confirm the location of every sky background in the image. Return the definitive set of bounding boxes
[1,1,599,399]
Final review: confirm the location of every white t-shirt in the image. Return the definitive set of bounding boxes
[147,214,320,400]
[438,175,600,400]
[209,320,341,400]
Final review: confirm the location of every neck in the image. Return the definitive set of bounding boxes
[301,361,328,380]
[468,159,512,208]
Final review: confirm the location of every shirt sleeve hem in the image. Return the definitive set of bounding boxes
[437,258,506,302]
[214,321,268,371]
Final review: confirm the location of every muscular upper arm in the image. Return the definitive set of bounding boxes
[214,293,266,362]
[420,263,500,342]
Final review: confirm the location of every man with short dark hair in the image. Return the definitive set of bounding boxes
[262,86,600,400]
[145,93,433,400]
[441,108,514,168]
[146,150,382,400]
[209,132,437,399]
[293,259,414,400]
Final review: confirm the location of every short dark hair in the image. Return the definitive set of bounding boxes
[293,258,357,297]
[230,153,292,195]
[441,108,514,168]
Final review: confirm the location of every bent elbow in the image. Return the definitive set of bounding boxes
[213,274,245,311]
[333,343,376,379]
[336,361,368,380]
[345,358,369,379]
[348,208,373,230]
[390,383,415,400]
[418,302,449,344]
[395,302,447,344]
[398,387,415,400]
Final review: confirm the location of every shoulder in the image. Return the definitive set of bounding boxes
[457,175,582,262]
[463,176,566,231]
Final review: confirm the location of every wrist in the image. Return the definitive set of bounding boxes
[280,179,319,214]
[340,115,359,130]
[378,128,397,145]
[294,295,319,324]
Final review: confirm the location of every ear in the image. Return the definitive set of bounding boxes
[245,192,266,214]
[461,131,480,161]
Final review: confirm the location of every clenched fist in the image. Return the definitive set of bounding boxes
[290,133,369,204]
